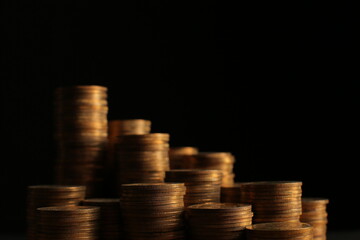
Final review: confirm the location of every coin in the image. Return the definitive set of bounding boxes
[246,222,313,239]
[301,198,329,239]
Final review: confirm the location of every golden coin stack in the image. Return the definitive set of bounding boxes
[36,206,100,240]
[191,152,235,187]
[165,170,222,207]
[239,181,303,224]
[169,146,198,169]
[246,222,313,240]
[26,185,86,240]
[82,198,123,240]
[186,203,253,240]
[54,85,108,197]
[115,133,170,185]
[301,198,329,240]
[120,183,186,240]
[221,182,247,203]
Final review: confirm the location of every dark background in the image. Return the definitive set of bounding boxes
[1,0,359,234]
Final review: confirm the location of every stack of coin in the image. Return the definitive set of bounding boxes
[26,185,86,240]
[165,170,222,207]
[37,206,100,240]
[115,133,170,185]
[239,181,302,224]
[221,182,248,203]
[120,183,186,240]
[301,198,329,240]
[246,222,313,240]
[54,85,108,197]
[169,146,198,169]
[82,198,123,240]
[191,152,235,187]
[186,202,253,240]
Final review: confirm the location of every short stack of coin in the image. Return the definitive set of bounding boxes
[165,170,222,207]
[169,146,198,169]
[37,206,100,240]
[115,133,170,185]
[186,202,253,240]
[301,198,329,240]
[221,182,248,203]
[120,183,186,240]
[54,85,108,197]
[190,152,235,187]
[82,198,123,240]
[26,185,86,240]
[246,222,313,240]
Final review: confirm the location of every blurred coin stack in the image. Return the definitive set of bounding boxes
[36,206,100,240]
[165,170,222,207]
[221,182,247,203]
[186,203,253,240]
[82,198,123,240]
[120,183,186,240]
[169,146,198,169]
[54,85,108,197]
[301,198,329,240]
[26,185,86,240]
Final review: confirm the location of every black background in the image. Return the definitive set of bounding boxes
[1,0,359,234]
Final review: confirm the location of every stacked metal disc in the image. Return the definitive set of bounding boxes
[54,85,108,197]
[81,198,123,240]
[120,183,186,240]
[239,181,303,224]
[165,170,222,207]
[36,206,100,240]
[115,133,170,185]
[221,182,247,203]
[301,198,329,240]
[186,202,253,240]
[169,146,198,169]
[190,152,235,187]
[26,185,86,240]
[246,222,313,240]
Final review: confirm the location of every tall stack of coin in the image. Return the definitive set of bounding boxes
[26,185,86,240]
[246,222,313,240]
[191,152,235,187]
[221,182,247,203]
[37,206,100,240]
[120,183,186,240]
[165,170,222,207]
[115,133,170,185]
[186,203,253,240]
[54,85,108,197]
[301,198,329,240]
[82,198,123,240]
[169,146,198,169]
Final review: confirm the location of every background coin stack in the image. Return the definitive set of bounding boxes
[169,146,199,169]
[26,185,86,240]
[221,182,248,203]
[54,85,108,197]
[165,169,222,207]
[81,198,123,240]
[186,203,253,240]
[120,183,186,240]
[301,198,329,240]
[36,206,100,240]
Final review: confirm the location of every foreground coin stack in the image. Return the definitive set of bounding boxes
[120,183,186,240]
[246,222,313,240]
[169,146,199,169]
[26,185,86,240]
[301,198,329,240]
[54,85,108,197]
[186,203,253,240]
[36,206,100,240]
[82,198,123,240]
[221,182,246,203]
[165,170,222,207]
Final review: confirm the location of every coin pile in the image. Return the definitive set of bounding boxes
[186,202,253,240]
[120,183,186,240]
[82,198,123,240]
[26,185,86,240]
[169,146,198,169]
[191,152,235,187]
[54,85,108,197]
[221,182,247,203]
[115,133,170,185]
[246,222,313,240]
[37,206,100,240]
[301,198,329,240]
[165,170,222,207]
